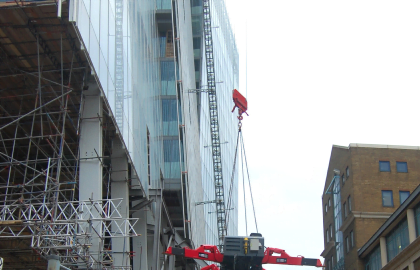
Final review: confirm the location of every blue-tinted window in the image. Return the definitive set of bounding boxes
[379,161,391,172]
[399,191,410,205]
[386,219,409,262]
[365,245,381,270]
[396,162,408,173]
[382,190,394,207]
[415,203,420,237]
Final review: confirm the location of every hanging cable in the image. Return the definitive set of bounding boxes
[225,123,241,233]
[240,131,258,233]
[240,128,248,236]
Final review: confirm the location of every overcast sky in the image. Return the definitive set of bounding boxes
[224,1,420,268]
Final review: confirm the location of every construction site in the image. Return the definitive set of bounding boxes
[0,0,239,269]
[0,1,326,270]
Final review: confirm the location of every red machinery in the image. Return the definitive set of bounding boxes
[232,89,248,120]
[164,234,323,270]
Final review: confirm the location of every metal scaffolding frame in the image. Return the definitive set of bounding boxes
[202,0,227,250]
[0,2,140,269]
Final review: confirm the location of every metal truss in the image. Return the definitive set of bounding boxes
[202,0,227,250]
[0,3,137,268]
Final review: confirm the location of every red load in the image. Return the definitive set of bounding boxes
[232,89,248,120]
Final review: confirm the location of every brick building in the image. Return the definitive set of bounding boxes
[321,144,420,270]
[358,184,420,270]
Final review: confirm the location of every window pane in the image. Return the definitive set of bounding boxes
[365,245,381,270]
[386,219,409,261]
[379,161,391,172]
[396,162,408,173]
[350,230,354,247]
[346,237,349,253]
[382,190,394,207]
[400,191,410,204]
[346,166,350,177]
[415,203,420,237]
[348,196,352,211]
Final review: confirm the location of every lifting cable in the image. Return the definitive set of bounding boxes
[225,120,258,235]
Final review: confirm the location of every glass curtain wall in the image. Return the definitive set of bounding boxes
[386,219,409,261]
[364,245,381,270]
[199,0,239,245]
[73,0,164,192]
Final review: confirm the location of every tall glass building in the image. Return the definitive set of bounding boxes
[71,0,239,268]
[0,0,237,269]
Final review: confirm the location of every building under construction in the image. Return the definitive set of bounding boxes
[0,0,239,269]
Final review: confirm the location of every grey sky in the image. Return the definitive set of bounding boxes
[224,0,420,268]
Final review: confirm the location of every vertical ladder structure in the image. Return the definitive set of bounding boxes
[203,0,227,250]
[115,0,124,129]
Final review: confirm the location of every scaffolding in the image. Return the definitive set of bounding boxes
[202,0,227,250]
[0,2,139,269]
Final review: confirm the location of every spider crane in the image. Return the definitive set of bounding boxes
[164,233,323,269]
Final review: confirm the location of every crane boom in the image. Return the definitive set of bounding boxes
[202,0,227,250]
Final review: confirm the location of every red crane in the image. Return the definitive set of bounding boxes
[164,234,323,270]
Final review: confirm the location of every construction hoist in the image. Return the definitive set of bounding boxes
[164,233,323,269]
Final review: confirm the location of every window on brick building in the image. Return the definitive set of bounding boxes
[342,173,346,185]
[330,224,333,239]
[328,198,331,207]
[379,161,391,172]
[382,190,394,207]
[325,203,328,213]
[400,191,410,204]
[346,236,349,253]
[326,229,329,242]
[350,230,354,247]
[346,166,350,177]
[396,161,408,173]
[348,195,352,212]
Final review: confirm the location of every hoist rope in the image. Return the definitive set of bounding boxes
[240,131,258,233]
[225,126,241,233]
[240,132,248,236]
[225,120,259,235]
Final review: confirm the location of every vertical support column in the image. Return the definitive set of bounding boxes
[150,189,163,270]
[168,253,175,270]
[408,262,415,270]
[133,210,148,270]
[111,139,130,268]
[79,83,103,267]
[380,236,387,267]
[47,255,60,270]
[407,209,416,243]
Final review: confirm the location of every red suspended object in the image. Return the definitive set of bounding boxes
[232,89,248,120]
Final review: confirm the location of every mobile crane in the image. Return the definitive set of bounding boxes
[164,233,323,269]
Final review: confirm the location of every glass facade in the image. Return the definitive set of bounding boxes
[386,218,409,262]
[71,0,238,249]
[72,0,164,193]
[415,202,420,237]
[365,245,381,270]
